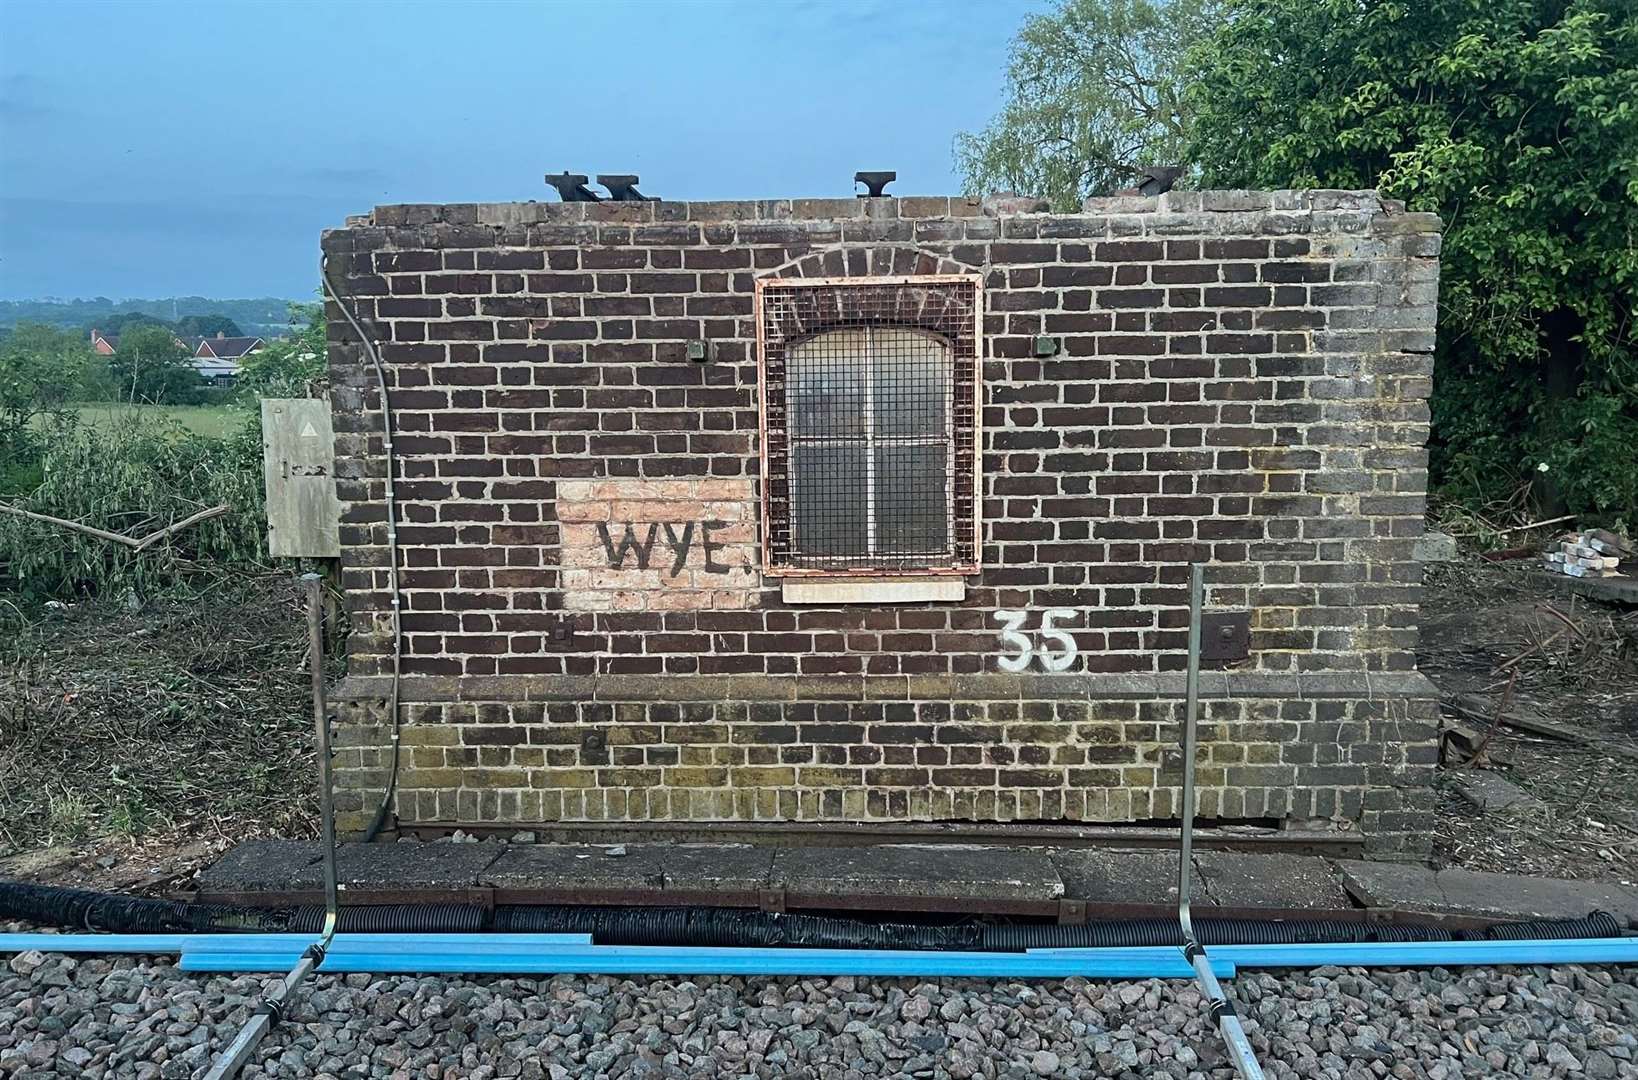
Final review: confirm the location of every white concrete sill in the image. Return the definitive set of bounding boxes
[780,576,967,605]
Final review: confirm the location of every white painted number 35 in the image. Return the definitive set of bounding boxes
[992,609,1079,673]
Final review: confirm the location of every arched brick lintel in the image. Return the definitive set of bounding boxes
[755,244,984,282]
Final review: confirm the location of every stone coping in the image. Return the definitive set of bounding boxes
[342,189,1426,230]
[332,671,1438,704]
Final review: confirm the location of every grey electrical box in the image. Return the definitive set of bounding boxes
[262,398,341,558]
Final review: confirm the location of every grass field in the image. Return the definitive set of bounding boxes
[64,402,247,439]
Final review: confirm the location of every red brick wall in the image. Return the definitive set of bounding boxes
[321,190,1443,853]
[324,191,1440,682]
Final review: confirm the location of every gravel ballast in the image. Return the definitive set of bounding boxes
[3,950,1637,1079]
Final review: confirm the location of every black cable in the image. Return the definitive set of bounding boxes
[1,881,1624,950]
[319,259,403,843]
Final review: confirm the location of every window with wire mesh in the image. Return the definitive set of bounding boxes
[758,277,981,575]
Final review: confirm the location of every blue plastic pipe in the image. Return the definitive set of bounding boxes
[1028,937,1638,969]
[0,934,200,954]
[7,932,1637,979]
[178,942,1229,979]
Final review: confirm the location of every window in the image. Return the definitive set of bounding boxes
[757,275,981,576]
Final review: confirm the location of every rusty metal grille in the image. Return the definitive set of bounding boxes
[757,276,981,576]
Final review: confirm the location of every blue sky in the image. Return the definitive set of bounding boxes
[0,0,1041,301]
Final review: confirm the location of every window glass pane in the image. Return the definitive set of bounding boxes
[874,444,949,555]
[792,443,868,557]
[872,327,950,438]
[787,328,868,438]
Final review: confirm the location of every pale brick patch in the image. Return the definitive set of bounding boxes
[558,478,758,611]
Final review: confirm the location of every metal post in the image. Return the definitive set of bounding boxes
[306,573,340,941]
[1177,563,1266,1080]
[202,574,340,1080]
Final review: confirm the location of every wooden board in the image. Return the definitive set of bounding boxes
[261,398,340,558]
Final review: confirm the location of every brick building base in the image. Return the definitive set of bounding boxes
[332,673,1438,856]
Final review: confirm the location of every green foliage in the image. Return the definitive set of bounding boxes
[109,324,199,405]
[238,302,326,397]
[96,311,170,336]
[45,792,92,845]
[0,413,267,602]
[955,0,1215,209]
[1184,0,1638,526]
[0,323,109,495]
[174,314,244,338]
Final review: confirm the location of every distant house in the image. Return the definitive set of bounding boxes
[91,327,264,386]
[192,333,264,385]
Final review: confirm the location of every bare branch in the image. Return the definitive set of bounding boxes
[0,502,230,551]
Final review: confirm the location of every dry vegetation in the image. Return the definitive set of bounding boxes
[0,577,319,862]
[1421,556,1638,882]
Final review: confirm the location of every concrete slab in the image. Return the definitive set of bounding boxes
[1051,849,1182,906]
[1049,849,1351,912]
[1546,571,1638,607]
[1447,770,1543,811]
[198,839,503,893]
[1192,851,1353,909]
[1338,861,1638,926]
[770,845,1062,909]
[480,844,774,898]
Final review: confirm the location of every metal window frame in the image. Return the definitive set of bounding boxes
[755,274,983,579]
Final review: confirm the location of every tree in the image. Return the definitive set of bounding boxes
[1185,0,1638,526]
[237,302,325,397]
[110,325,197,405]
[175,314,244,338]
[955,0,1216,210]
[0,323,105,493]
[96,311,171,335]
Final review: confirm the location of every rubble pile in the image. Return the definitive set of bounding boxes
[1546,528,1629,578]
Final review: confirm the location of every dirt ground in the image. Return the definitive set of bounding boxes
[1420,556,1638,884]
[0,576,320,893]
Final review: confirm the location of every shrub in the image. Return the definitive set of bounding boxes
[1184,0,1638,529]
[0,413,268,602]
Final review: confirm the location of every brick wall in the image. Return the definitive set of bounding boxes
[322,189,1442,853]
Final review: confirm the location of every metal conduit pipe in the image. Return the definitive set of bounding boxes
[201,578,343,1080]
[1177,564,1266,1080]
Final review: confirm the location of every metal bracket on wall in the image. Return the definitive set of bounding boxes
[597,174,655,202]
[544,615,578,650]
[854,171,896,197]
[1200,610,1252,663]
[545,172,602,202]
[1055,898,1088,926]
